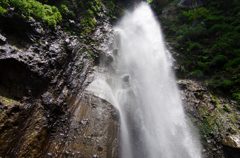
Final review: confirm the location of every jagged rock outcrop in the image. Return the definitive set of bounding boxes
[0,6,120,157]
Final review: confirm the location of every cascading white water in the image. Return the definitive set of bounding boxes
[87,2,202,158]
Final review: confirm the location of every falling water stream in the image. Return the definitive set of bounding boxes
[87,2,202,158]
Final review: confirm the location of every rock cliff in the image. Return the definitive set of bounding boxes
[0,1,120,157]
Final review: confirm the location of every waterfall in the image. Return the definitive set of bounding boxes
[87,2,202,158]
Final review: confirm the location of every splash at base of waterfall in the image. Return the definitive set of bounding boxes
[87,2,202,158]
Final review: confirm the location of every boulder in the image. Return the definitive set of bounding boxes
[222,135,240,158]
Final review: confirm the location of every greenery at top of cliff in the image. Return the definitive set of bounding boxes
[56,0,121,34]
[0,0,62,27]
[152,0,240,100]
[0,0,121,31]
[0,0,122,60]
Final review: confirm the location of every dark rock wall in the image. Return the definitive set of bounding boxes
[0,5,120,157]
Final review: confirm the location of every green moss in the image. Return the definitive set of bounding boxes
[199,108,208,115]
[229,114,237,123]
[229,124,239,133]
[87,49,98,58]
[4,97,10,102]
[199,118,216,137]
[216,104,223,110]
[223,104,231,112]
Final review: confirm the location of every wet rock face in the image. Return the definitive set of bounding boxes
[46,93,119,158]
[178,80,240,158]
[0,8,120,157]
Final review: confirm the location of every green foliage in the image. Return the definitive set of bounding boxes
[2,0,62,27]
[205,15,224,26]
[176,24,207,42]
[208,24,234,35]
[211,55,228,65]
[76,0,104,34]
[166,0,240,99]
[211,32,240,53]
[220,79,233,89]
[87,49,98,58]
[60,4,68,15]
[87,9,94,17]
[233,49,240,57]
[80,17,96,32]
[189,43,201,51]
[180,66,185,72]
[232,74,240,83]
[0,0,9,6]
[235,25,240,32]
[224,57,240,70]
[147,0,153,3]
[189,70,204,78]
[0,0,9,14]
[232,7,240,15]
[199,118,214,137]
[198,61,209,70]
[0,5,6,14]
[183,7,209,21]
[233,93,240,100]
[223,104,231,112]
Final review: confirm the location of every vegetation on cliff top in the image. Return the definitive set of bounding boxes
[0,0,62,27]
[0,0,120,31]
[0,0,122,59]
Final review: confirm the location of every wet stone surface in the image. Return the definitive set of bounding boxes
[0,6,120,158]
[178,79,240,158]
